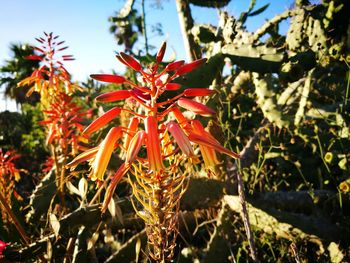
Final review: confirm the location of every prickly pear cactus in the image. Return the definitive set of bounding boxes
[286,5,336,64]
[252,73,291,128]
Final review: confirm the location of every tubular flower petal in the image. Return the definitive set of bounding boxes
[171,107,189,127]
[167,121,194,156]
[119,52,142,71]
[190,120,240,159]
[188,132,240,159]
[91,127,122,181]
[46,125,57,145]
[126,131,145,164]
[145,116,164,172]
[90,74,126,84]
[165,60,185,71]
[123,117,140,150]
[66,146,99,170]
[95,90,131,102]
[183,88,216,97]
[161,127,173,157]
[177,98,215,117]
[156,42,166,63]
[101,163,129,213]
[83,107,122,135]
[132,88,151,100]
[176,58,207,76]
[199,144,220,171]
[165,83,182,91]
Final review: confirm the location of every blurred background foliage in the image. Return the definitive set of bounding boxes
[0,0,349,262]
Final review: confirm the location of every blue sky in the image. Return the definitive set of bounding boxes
[0,0,293,111]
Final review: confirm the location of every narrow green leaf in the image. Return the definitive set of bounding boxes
[248,3,270,17]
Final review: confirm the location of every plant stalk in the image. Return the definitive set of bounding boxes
[236,168,259,262]
[0,191,30,245]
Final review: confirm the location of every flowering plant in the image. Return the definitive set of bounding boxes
[0,149,22,222]
[17,32,78,105]
[70,42,239,261]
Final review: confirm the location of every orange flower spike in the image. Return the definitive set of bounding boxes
[101,163,130,213]
[91,127,122,181]
[183,88,216,97]
[83,107,122,135]
[95,90,132,103]
[123,117,140,150]
[167,121,194,157]
[145,116,164,172]
[126,130,146,164]
[177,98,216,117]
[90,74,126,84]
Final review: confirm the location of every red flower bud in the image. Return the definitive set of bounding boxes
[118,52,142,71]
[156,42,166,63]
[90,74,126,84]
[165,83,182,91]
[183,88,215,97]
[177,98,215,117]
[83,107,122,135]
[176,58,207,76]
[165,60,185,71]
[95,90,131,102]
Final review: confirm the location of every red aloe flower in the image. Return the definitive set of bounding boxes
[18,32,78,103]
[39,93,87,156]
[71,41,240,202]
[70,42,239,261]
[0,149,22,222]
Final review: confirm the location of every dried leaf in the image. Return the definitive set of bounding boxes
[78,177,88,199]
[66,181,80,196]
[50,213,60,237]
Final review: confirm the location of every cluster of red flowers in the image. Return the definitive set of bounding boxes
[69,42,239,212]
[39,93,88,156]
[0,149,22,221]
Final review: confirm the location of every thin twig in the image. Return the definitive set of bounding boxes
[236,167,259,262]
[227,120,271,262]
[141,0,149,54]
